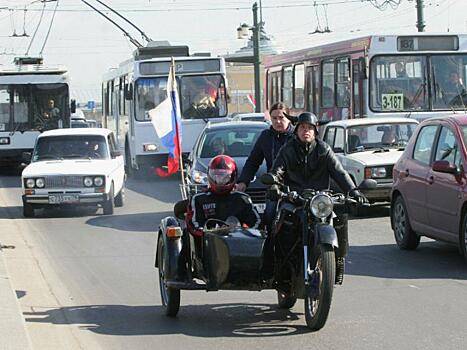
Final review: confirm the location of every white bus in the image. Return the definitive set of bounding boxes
[0,57,71,168]
[264,34,467,122]
[102,43,229,176]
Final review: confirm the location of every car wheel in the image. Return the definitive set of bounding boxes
[103,184,115,215]
[114,185,125,207]
[23,203,35,218]
[459,214,467,264]
[392,195,420,250]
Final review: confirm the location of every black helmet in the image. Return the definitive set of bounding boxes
[295,112,319,134]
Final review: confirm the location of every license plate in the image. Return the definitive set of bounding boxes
[48,194,79,204]
[254,203,266,214]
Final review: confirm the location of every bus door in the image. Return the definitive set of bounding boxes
[306,65,319,115]
[352,59,364,118]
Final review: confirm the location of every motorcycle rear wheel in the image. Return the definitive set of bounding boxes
[158,235,181,317]
[304,244,335,331]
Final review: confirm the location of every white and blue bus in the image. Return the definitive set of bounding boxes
[0,57,71,168]
[102,43,229,176]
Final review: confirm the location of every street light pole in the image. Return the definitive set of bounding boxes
[252,2,262,112]
[416,0,425,32]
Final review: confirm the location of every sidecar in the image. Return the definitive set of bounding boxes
[155,200,267,316]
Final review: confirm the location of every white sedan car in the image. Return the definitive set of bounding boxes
[21,128,125,217]
[322,117,419,208]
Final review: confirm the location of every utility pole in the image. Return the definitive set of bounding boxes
[416,0,425,32]
[252,2,262,113]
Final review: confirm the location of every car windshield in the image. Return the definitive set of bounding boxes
[199,127,263,158]
[33,135,109,161]
[347,123,417,153]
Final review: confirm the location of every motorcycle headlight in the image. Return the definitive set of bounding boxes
[25,178,35,188]
[310,194,333,218]
[35,178,45,188]
[191,169,207,184]
[365,167,387,179]
[84,176,93,187]
[94,176,104,187]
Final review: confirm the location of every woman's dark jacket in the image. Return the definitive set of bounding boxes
[238,125,294,186]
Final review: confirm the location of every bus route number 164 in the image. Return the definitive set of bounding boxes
[382,93,404,111]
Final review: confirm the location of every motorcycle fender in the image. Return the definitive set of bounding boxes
[314,223,338,249]
[155,217,183,281]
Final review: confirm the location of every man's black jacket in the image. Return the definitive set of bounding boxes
[270,137,356,193]
[238,125,294,186]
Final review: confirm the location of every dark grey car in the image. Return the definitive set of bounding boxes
[183,121,269,213]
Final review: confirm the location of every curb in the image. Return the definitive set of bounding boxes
[0,243,33,350]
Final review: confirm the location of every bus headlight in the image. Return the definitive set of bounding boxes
[143,144,158,152]
[0,137,10,144]
[310,194,333,218]
[25,178,35,188]
[35,178,45,188]
[94,176,104,187]
[84,176,93,187]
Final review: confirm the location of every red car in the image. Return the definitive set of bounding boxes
[391,114,467,261]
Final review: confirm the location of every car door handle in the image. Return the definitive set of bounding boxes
[428,175,434,184]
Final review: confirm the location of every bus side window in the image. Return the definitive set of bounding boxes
[322,60,335,108]
[282,66,293,107]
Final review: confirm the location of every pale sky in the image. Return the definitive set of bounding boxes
[0,0,465,102]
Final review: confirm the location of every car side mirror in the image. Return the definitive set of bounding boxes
[110,150,121,158]
[22,152,32,163]
[432,160,457,174]
[70,99,76,114]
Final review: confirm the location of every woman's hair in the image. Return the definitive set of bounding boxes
[269,102,289,115]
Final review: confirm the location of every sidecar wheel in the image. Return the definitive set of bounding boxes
[304,244,335,331]
[157,235,180,317]
[277,291,297,309]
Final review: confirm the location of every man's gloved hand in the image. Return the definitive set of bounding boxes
[349,189,367,205]
[266,184,281,201]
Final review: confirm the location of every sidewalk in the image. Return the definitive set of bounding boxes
[0,244,33,350]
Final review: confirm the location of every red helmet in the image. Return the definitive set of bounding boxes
[208,155,237,195]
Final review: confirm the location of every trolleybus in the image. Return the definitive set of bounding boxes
[102,43,229,176]
[264,34,467,122]
[0,57,71,168]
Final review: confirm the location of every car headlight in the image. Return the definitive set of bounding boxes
[94,176,104,187]
[35,178,45,188]
[365,167,387,179]
[191,169,207,184]
[310,194,333,218]
[25,178,35,188]
[84,176,93,187]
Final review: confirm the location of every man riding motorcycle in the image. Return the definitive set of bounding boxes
[186,155,261,238]
[268,112,366,267]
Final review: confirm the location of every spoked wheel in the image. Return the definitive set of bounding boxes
[392,196,420,250]
[304,244,335,331]
[277,290,297,309]
[157,235,180,317]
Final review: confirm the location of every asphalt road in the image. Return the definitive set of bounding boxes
[1,172,467,350]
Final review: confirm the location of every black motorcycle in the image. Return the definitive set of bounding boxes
[155,177,375,331]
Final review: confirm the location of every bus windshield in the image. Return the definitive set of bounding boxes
[370,56,428,112]
[431,54,467,110]
[135,74,227,121]
[0,83,69,132]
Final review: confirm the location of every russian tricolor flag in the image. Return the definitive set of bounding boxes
[149,58,182,177]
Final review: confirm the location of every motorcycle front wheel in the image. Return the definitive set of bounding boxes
[158,235,181,317]
[304,244,335,331]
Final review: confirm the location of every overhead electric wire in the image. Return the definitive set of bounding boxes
[93,0,152,43]
[25,0,45,55]
[39,0,58,55]
[80,0,142,48]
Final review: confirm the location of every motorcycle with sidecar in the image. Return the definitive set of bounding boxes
[155,176,376,331]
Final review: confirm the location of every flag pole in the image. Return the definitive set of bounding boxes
[171,57,187,193]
